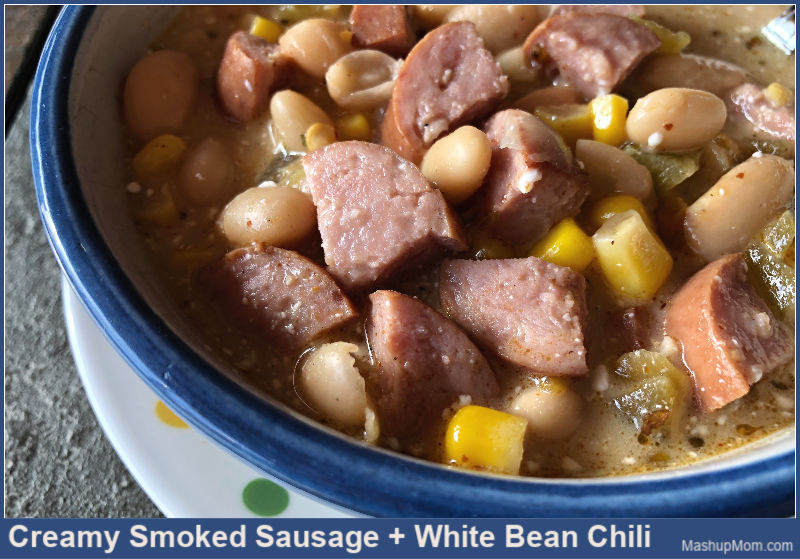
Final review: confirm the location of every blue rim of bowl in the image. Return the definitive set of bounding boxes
[31,5,795,518]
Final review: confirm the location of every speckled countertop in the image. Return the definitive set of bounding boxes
[4,6,162,518]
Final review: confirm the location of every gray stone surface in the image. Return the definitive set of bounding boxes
[4,5,50,95]
[4,89,162,518]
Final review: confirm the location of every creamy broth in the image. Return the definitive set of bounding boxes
[123,5,795,478]
[648,5,793,87]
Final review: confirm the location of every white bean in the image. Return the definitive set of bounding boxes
[576,139,654,202]
[632,54,748,99]
[219,185,316,248]
[509,382,583,440]
[412,5,454,29]
[445,5,543,53]
[685,154,794,261]
[177,137,232,207]
[626,88,727,152]
[420,126,492,204]
[512,86,580,113]
[298,342,367,428]
[278,18,352,79]
[325,50,400,110]
[496,47,542,84]
[270,90,333,152]
[123,50,198,141]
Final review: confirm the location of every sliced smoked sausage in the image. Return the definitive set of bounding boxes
[522,13,659,99]
[478,109,589,245]
[381,21,508,164]
[202,244,357,348]
[728,83,795,143]
[217,31,283,122]
[366,290,499,442]
[440,257,590,376]
[665,254,793,412]
[350,5,414,57]
[303,141,467,290]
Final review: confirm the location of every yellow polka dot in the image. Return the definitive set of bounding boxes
[155,400,189,429]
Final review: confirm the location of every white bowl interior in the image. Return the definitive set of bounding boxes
[66,6,795,484]
[68,6,241,381]
[69,6,182,337]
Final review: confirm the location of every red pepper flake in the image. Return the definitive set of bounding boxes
[736,172,745,179]
[663,123,674,131]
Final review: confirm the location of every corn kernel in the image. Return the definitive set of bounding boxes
[592,210,673,303]
[134,189,179,226]
[339,30,354,45]
[534,104,593,147]
[589,94,629,146]
[132,134,187,179]
[586,195,653,232]
[335,113,371,141]
[249,15,283,43]
[471,237,514,260]
[304,122,336,152]
[632,17,690,54]
[529,218,594,273]
[535,376,569,394]
[444,405,528,475]
[765,82,793,108]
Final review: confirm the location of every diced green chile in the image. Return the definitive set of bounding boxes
[628,16,691,53]
[610,350,691,435]
[761,210,795,258]
[745,211,796,319]
[260,153,307,191]
[746,242,795,319]
[622,144,701,193]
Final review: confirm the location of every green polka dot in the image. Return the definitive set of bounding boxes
[242,478,289,516]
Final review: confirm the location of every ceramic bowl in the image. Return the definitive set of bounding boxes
[32,5,795,517]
